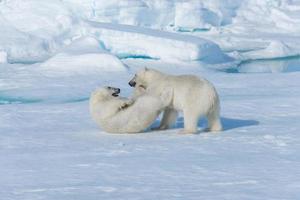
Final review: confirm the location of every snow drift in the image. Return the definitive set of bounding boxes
[87,21,233,63]
[40,37,127,73]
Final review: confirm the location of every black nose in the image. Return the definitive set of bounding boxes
[129,81,136,87]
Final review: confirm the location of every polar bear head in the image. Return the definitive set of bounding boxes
[128,67,164,89]
[90,86,121,102]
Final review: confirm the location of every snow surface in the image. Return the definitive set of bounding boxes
[87,20,233,63]
[0,51,7,64]
[40,37,127,74]
[1,0,300,199]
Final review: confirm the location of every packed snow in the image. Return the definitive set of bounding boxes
[1,0,300,199]
[87,20,234,63]
[40,37,127,74]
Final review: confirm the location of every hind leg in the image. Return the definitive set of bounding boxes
[207,108,222,132]
[180,110,200,134]
[153,108,177,130]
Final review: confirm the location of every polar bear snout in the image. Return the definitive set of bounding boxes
[106,86,121,97]
[112,88,120,97]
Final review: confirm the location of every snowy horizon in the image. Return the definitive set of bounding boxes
[1,0,300,199]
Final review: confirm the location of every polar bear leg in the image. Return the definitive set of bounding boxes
[207,107,222,132]
[181,110,199,134]
[153,108,177,130]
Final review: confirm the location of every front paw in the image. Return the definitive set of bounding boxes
[178,129,197,134]
[119,104,128,110]
[126,99,134,106]
[119,101,133,110]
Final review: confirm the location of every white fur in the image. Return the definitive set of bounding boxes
[130,68,222,133]
[89,87,171,133]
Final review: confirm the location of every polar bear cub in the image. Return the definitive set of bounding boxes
[129,68,222,134]
[89,86,172,133]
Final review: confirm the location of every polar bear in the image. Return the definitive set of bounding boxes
[89,86,172,133]
[128,68,222,134]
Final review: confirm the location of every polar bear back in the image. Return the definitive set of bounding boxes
[148,74,219,115]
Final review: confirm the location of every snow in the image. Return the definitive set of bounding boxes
[234,0,300,33]
[1,0,300,199]
[87,21,233,64]
[40,37,126,74]
[174,1,221,31]
[1,64,300,199]
[239,41,299,60]
[0,14,50,63]
[0,51,7,64]
[61,0,242,30]
[0,0,74,38]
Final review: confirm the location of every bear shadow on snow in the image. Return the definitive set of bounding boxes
[150,116,259,133]
[218,117,259,131]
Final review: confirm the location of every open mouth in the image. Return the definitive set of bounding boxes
[107,86,121,97]
[112,92,119,97]
[111,88,121,97]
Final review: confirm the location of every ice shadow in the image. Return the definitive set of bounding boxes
[170,117,259,131]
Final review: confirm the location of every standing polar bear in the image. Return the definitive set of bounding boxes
[129,68,222,134]
[89,86,172,133]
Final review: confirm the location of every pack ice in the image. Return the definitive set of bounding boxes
[1,0,300,200]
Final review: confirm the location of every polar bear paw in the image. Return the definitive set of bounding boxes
[119,99,134,110]
[151,125,168,131]
[178,129,197,134]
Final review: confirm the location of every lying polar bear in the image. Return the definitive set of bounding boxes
[129,68,222,134]
[89,86,172,133]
